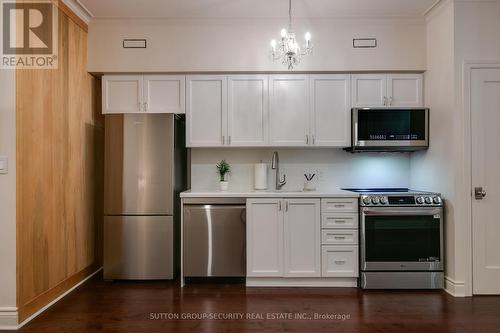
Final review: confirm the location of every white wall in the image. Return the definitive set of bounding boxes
[88,17,426,72]
[191,148,410,191]
[410,0,457,292]
[0,70,17,327]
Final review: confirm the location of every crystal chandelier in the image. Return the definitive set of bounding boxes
[270,0,313,70]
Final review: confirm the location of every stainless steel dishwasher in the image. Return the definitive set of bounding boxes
[183,198,246,277]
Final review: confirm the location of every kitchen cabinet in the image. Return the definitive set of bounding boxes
[246,199,284,277]
[269,75,310,146]
[309,75,351,146]
[102,75,143,114]
[321,246,359,277]
[186,75,227,147]
[102,75,185,114]
[246,198,321,278]
[352,74,423,107]
[143,75,185,113]
[284,199,321,277]
[227,75,269,146]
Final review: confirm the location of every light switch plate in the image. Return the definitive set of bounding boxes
[0,156,8,174]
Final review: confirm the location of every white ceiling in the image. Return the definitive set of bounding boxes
[77,0,440,19]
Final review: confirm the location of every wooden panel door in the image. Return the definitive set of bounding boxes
[227,75,268,146]
[310,75,351,146]
[143,75,185,113]
[471,68,500,294]
[186,76,226,147]
[269,75,309,146]
[351,74,387,107]
[387,74,423,107]
[283,199,321,277]
[102,75,142,114]
[246,199,284,277]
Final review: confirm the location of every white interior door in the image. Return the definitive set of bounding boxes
[471,68,500,294]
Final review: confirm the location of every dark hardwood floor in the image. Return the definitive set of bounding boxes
[7,274,500,333]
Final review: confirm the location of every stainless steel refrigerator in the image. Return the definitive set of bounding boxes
[103,113,186,280]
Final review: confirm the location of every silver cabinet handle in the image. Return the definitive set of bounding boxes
[312,135,315,145]
[144,102,148,111]
[285,201,289,212]
[222,136,225,145]
[138,102,142,112]
[334,260,346,265]
[383,96,387,106]
[389,97,393,106]
[228,136,231,145]
[278,200,282,211]
[306,135,309,145]
[334,236,346,239]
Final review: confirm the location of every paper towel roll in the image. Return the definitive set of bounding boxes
[254,163,268,190]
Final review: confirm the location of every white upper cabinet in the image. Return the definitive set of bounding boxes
[143,75,185,114]
[352,73,423,107]
[186,76,227,147]
[309,75,351,147]
[103,75,186,114]
[227,75,269,146]
[351,74,387,107]
[102,75,143,114]
[269,75,310,146]
[246,198,284,277]
[386,74,423,107]
[283,199,321,277]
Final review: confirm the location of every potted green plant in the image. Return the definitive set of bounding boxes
[216,160,231,191]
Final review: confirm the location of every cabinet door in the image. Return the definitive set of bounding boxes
[269,75,309,146]
[310,75,351,146]
[186,76,227,147]
[387,74,423,107]
[284,199,321,277]
[246,199,284,277]
[351,74,387,107]
[102,75,142,114]
[227,75,268,146]
[143,75,185,113]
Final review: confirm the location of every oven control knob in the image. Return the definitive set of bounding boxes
[362,196,371,205]
[425,197,432,204]
[433,197,441,204]
[371,197,380,205]
[416,196,424,204]
[379,197,388,204]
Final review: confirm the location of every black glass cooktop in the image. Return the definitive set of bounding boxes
[342,188,410,193]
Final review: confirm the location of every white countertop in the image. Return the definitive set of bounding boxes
[180,189,359,198]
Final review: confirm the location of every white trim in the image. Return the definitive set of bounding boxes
[246,277,357,287]
[0,307,18,330]
[444,276,467,297]
[62,0,93,23]
[0,268,102,331]
[462,60,500,297]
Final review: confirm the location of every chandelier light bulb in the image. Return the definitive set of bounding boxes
[280,28,287,38]
[270,39,277,51]
[305,32,311,41]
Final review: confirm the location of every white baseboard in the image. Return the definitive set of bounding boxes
[0,307,19,330]
[246,277,358,287]
[444,276,467,297]
[0,267,102,331]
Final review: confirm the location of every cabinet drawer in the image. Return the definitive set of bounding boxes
[321,213,358,229]
[321,198,358,213]
[321,230,358,245]
[321,246,359,277]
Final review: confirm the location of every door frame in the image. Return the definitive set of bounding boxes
[462,61,500,296]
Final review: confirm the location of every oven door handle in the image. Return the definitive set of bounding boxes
[362,208,442,216]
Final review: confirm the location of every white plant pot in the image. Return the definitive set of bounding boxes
[220,181,229,191]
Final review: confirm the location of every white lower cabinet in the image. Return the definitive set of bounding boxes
[321,246,359,277]
[246,198,320,278]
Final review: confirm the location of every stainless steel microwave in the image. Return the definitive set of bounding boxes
[348,108,429,152]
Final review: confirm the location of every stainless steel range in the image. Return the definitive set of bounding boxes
[344,188,444,289]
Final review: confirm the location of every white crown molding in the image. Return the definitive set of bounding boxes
[62,0,93,23]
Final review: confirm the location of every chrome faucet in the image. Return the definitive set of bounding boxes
[271,151,286,190]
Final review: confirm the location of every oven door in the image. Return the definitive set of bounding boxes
[361,207,443,271]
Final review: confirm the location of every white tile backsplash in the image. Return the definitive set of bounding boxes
[190,148,410,192]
